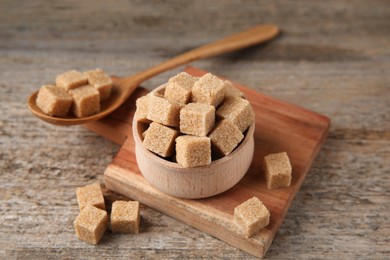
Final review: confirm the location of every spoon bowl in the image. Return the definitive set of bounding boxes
[28,24,280,126]
[28,76,129,125]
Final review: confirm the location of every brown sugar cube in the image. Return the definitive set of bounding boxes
[234,197,270,238]
[56,70,88,90]
[191,73,226,107]
[264,152,292,189]
[36,85,73,116]
[68,85,100,118]
[180,103,215,136]
[216,96,255,132]
[111,200,140,234]
[143,122,179,157]
[208,120,244,156]
[224,80,244,98]
[141,128,149,140]
[147,94,183,127]
[164,72,197,104]
[84,68,113,101]
[134,95,151,123]
[74,205,108,244]
[76,183,105,211]
[176,135,211,167]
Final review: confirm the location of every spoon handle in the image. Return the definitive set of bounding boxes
[120,24,279,96]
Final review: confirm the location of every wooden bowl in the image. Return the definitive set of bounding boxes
[132,88,255,199]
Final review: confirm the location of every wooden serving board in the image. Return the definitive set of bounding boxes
[85,66,330,258]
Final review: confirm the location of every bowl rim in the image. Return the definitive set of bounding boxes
[132,84,255,170]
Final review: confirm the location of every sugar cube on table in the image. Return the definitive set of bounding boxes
[74,205,108,244]
[56,70,88,90]
[175,135,211,168]
[208,119,244,156]
[264,152,292,189]
[164,72,197,104]
[143,122,179,157]
[234,197,270,238]
[147,94,183,128]
[68,85,100,118]
[111,200,140,234]
[76,183,105,211]
[216,96,255,132]
[84,68,113,101]
[191,73,226,107]
[180,103,215,136]
[36,84,73,116]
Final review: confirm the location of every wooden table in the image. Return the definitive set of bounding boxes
[1,1,389,258]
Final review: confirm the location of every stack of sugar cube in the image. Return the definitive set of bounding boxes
[74,183,140,244]
[135,72,255,168]
[36,69,113,118]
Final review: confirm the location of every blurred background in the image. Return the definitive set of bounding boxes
[1,1,389,259]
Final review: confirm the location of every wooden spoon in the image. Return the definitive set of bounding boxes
[28,24,279,126]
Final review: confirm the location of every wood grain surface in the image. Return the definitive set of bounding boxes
[1,0,389,259]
